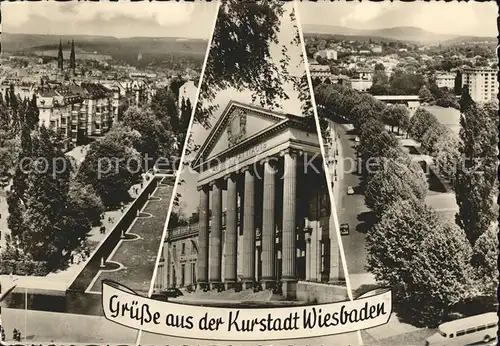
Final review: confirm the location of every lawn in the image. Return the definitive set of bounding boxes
[89,184,173,295]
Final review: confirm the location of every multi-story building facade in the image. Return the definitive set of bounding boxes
[37,83,120,148]
[435,72,456,90]
[314,49,338,61]
[353,68,373,81]
[309,63,334,84]
[0,82,36,101]
[462,67,498,103]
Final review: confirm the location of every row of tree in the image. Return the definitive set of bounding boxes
[314,82,497,327]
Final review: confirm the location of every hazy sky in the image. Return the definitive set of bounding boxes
[2,1,218,39]
[299,1,497,37]
[176,3,307,217]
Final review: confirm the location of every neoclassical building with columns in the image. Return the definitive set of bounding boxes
[155,101,344,299]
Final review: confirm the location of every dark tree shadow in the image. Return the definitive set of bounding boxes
[404,145,420,155]
[356,211,376,233]
[421,161,448,193]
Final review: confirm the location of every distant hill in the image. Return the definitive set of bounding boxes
[302,25,496,44]
[2,32,208,67]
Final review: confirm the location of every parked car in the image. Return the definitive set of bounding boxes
[340,223,349,235]
[354,136,360,142]
[347,186,355,195]
[164,288,183,298]
[151,288,183,301]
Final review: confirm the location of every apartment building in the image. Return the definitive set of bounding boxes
[435,72,456,90]
[314,49,338,61]
[38,83,120,148]
[462,67,498,103]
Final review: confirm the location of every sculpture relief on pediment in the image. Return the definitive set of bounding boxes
[227,109,247,147]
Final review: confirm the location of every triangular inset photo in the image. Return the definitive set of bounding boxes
[146,2,358,345]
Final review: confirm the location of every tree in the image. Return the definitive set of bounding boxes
[7,126,74,268]
[77,137,142,207]
[365,156,428,216]
[435,88,460,109]
[366,199,472,327]
[177,97,193,155]
[168,76,186,100]
[434,131,460,184]
[381,104,409,133]
[121,106,173,162]
[389,69,426,95]
[410,222,473,326]
[418,85,433,103]
[455,92,498,246]
[0,101,21,184]
[454,70,462,95]
[105,124,142,150]
[369,67,390,95]
[471,222,498,296]
[151,87,178,132]
[420,123,449,156]
[197,1,288,129]
[67,181,105,227]
[407,108,438,142]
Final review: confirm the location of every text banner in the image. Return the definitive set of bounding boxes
[102,281,392,341]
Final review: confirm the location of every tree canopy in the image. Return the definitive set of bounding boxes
[196,1,290,129]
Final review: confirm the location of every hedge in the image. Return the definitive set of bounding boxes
[0,260,50,276]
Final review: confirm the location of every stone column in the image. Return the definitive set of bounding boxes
[317,239,323,281]
[197,185,209,288]
[166,244,171,288]
[281,149,298,298]
[305,234,312,281]
[224,174,238,289]
[261,158,276,289]
[185,260,192,286]
[209,180,223,289]
[241,166,256,290]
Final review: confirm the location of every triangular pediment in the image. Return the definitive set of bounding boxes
[192,101,289,168]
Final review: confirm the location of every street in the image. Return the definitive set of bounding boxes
[330,122,372,280]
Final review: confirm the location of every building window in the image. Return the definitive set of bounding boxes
[181,243,186,255]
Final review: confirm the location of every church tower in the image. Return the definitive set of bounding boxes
[57,40,64,71]
[70,40,76,75]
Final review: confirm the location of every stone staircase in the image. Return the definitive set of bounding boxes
[175,288,274,303]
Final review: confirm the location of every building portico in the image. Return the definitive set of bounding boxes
[185,101,342,298]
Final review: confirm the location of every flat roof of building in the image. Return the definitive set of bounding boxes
[374,95,420,101]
